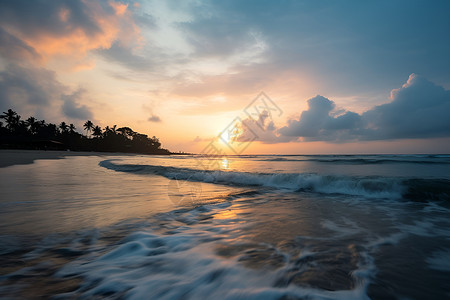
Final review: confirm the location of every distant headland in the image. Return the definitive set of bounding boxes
[0,109,183,155]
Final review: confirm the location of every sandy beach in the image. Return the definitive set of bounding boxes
[0,149,135,168]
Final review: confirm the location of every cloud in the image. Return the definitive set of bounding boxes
[101,1,268,80]
[98,41,153,72]
[280,95,334,137]
[236,110,292,144]
[0,0,139,67]
[278,95,363,141]
[362,73,450,139]
[181,13,266,61]
[148,115,162,122]
[278,74,450,142]
[142,104,162,123]
[165,1,450,98]
[0,64,64,111]
[0,64,93,122]
[62,89,93,120]
[0,27,42,62]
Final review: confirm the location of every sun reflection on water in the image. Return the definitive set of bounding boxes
[214,209,237,220]
[221,158,229,169]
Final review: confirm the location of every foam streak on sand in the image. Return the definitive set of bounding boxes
[54,202,374,300]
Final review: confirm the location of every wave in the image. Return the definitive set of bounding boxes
[99,160,450,201]
[190,154,450,164]
[255,157,450,164]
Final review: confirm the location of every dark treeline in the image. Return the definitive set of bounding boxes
[0,109,171,154]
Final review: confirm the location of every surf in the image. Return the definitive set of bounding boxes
[99,160,450,201]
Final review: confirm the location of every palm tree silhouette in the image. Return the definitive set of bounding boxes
[59,122,69,134]
[117,126,135,139]
[26,116,36,126]
[104,125,111,137]
[1,107,169,154]
[0,109,20,131]
[69,123,76,133]
[83,120,94,138]
[26,117,39,135]
[92,125,102,138]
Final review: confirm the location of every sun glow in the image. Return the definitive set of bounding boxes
[219,131,231,145]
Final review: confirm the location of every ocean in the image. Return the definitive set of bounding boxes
[1,154,450,299]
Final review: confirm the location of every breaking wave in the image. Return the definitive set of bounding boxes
[99,160,450,201]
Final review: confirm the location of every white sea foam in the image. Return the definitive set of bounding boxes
[56,226,373,300]
[50,200,376,300]
[321,219,363,237]
[397,221,436,237]
[366,232,406,249]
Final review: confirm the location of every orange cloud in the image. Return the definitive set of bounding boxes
[109,1,128,16]
[1,0,140,69]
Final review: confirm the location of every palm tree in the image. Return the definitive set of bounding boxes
[103,125,111,137]
[26,117,38,134]
[151,136,161,149]
[46,123,59,137]
[59,122,68,134]
[117,126,135,139]
[83,120,94,137]
[92,125,102,138]
[0,109,20,131]
[26,116,36,126]
[69,123,76,133]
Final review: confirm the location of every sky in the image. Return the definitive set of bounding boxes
[1,0,450,154]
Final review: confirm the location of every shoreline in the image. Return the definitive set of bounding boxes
[0,149,139,168]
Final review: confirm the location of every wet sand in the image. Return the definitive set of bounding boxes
[0,150,134,168]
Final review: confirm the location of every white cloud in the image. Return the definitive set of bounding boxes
[276,74,450,142]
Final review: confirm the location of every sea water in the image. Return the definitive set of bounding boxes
[0,154,449,299]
